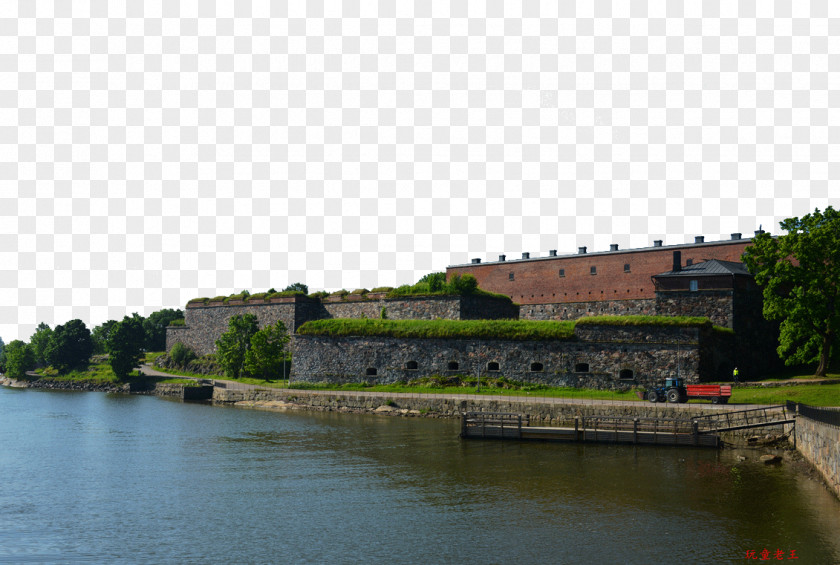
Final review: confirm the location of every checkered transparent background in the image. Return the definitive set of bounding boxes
[0,1,837,341]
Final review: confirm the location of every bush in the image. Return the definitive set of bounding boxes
[370,287,394,293]
[308,291,330,300]
[170,342,196,367]
[265,290,307,299]
[168,318,185,326]
[385,273,510,302]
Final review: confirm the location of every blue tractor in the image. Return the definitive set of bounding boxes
[644,377,688,404]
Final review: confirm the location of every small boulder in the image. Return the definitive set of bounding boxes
[759,454,782,465]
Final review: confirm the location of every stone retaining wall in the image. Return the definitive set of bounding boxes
[794,414,840,499]
[212,387,786,437]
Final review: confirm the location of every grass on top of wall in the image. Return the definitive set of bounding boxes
[297,318,576,341]
[575,315,715,328]
[296,315,724,341]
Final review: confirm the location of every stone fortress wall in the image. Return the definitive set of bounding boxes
[167,293,519,357]
[166,231,773,387]
[290,324,731,389]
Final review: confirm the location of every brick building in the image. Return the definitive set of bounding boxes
[446,230,780,377]
[446,232,759,318]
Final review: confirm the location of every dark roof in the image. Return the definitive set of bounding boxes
[654,259,752,278]
[447,235,758,268]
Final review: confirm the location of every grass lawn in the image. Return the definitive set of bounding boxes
[730,383,840,406]
[31,357,196,387]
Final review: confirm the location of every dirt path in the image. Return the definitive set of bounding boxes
[137,364,263,391]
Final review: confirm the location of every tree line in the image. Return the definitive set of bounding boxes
[0,308,183,380]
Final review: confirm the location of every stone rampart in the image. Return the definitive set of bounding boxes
[520,299,656,321]
[167,294,517,356]
[291,324,711,389]
[794,412,840,499]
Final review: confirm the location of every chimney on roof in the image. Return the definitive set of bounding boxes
[498,254,506,262]
[578,246,587,254]
[549,249,557,257]
[695,236,705,244]
[672,250,681,272]
[609,244,619,251]
[731,233,742,240]
[522,252,530,259]
[471,258,481,264]
[653,240,663,247]
[755,228,765,237]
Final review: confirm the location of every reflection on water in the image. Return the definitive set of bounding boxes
[0,388,838,564]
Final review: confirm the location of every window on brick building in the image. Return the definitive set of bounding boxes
[509,272,514,281]
[686,259,693,266]
[558,269,565,277]
[448,361,459,370]
[366,367,377,376]
[487,361,500,372]
[624,263,630,272]
[530,362,544,372]
[590,266,597,275]
[574,363,589,373]
[405,361,418,370]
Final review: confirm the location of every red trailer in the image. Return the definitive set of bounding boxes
[685,384,731,404]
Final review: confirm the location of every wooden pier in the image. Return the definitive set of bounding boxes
[461,406,794,448]
[461,412,720,447]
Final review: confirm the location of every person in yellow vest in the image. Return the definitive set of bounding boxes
[733,367,740,383]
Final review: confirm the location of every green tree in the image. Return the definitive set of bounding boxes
[29,323,53,366]
[45,319,94,374]
[91,320,118,355]
[244,320,290,380]
[107,314,146,380]
[215,314,259,379]
[107,315,146,380]
[743,206,840,376]
[0,336,6,372]
[283,282,309,294]
[4,340,35,379]
[142,308,183,351]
